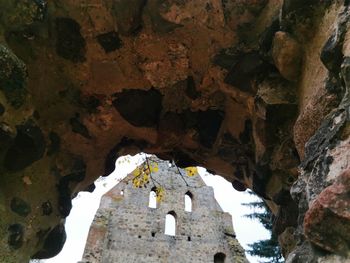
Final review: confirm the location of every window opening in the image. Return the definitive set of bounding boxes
[185,191,193,212]
[149,187,157,208]
[214,253,226,263]
[164,211,176,236]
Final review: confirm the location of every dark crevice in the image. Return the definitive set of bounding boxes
[55,17,86,62]
[8,224,24,250]
[57,158,86,217]
[31,224,66,259]
[197,110,225,148]
[97,31,123,53]
[113,0,147,36]
[113,88,163,127]
[4,122,46,172]
[10,197,31,217]
[70,114,92,139]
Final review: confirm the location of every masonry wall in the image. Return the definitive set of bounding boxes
[81,160,247,263]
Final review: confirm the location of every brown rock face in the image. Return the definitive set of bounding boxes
[278,227,297,258]
[0,0,349,262]
[304,170,350,255]
[272,31,302,82]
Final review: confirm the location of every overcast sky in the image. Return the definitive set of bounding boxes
[39,155,269,263]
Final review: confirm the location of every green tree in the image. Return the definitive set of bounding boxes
[242,192,283,263]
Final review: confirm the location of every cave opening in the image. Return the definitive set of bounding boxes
[30,154,269,263]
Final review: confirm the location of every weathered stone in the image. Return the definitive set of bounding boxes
[196,110,224,148]
[259,18,280,54]
[96,31,123,53]
[254,76,298,187]
[70,114,92,139]
[320,7,349,74]
[146,1,183,34]
[171,149,199,168]
[224,52,264,93]
[301,109,347,172]
[41,201,52,216]
[55,18,86,62]
[4,122,46,172]
[285,241,316,263]
[0,102,4,115]
[0,0,47,30]
[239,119,253,144]
[280,0,330,32]
[31,224,66,259]
[321,31,345,74]
[218,132,249,164]
[252,167,272,199]
[185,76,200,100]
[47,132,60,156]
[57,158,87,217]
[112,88,163,127]
[59,88,101,114]
[232,180,247,192]
[10,197,31,217]
[273,197,298,235]
[304,170,350,255]
[112,0,146,36]
[81,95,101,114]
[213,47,240,70]
[293,90,339,159]
[341,56,350,101]
[81,159,248,263]
[0,122,15,152]
[272,31,302,81]
[7,224,24,250]
[0,44,27,108]
[84,183,96,193]
[103,138,149,177]
[282,0,318,16]
[222,0,268,30]
[279,227,297,258]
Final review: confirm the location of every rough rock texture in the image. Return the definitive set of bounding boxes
[80,159,248,263]
[304,169,350,256]
[0,0,349,262]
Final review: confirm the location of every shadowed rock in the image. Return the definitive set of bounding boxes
[31,224,67,259]
[55,18,86,62]
[113,88,163,127]
[304,170,350,255]
[4,122,46,172]
[97,31,123,53]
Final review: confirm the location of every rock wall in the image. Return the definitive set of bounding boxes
[0,0,349,262]
[80,159,247,263]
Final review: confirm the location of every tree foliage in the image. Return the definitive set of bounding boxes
[119,154,198,202]
[242,191,284,263]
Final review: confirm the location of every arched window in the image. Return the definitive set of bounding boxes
[149,187,157,208]
[185,191,193,212]
[214,253,226,263]
[164,211,176,236]
[120,190,124,196]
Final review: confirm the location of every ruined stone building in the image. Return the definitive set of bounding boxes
[80,159,247,263]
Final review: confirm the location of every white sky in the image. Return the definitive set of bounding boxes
[37,155,270,263]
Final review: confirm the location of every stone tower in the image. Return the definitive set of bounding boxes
[81,158,248,263]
